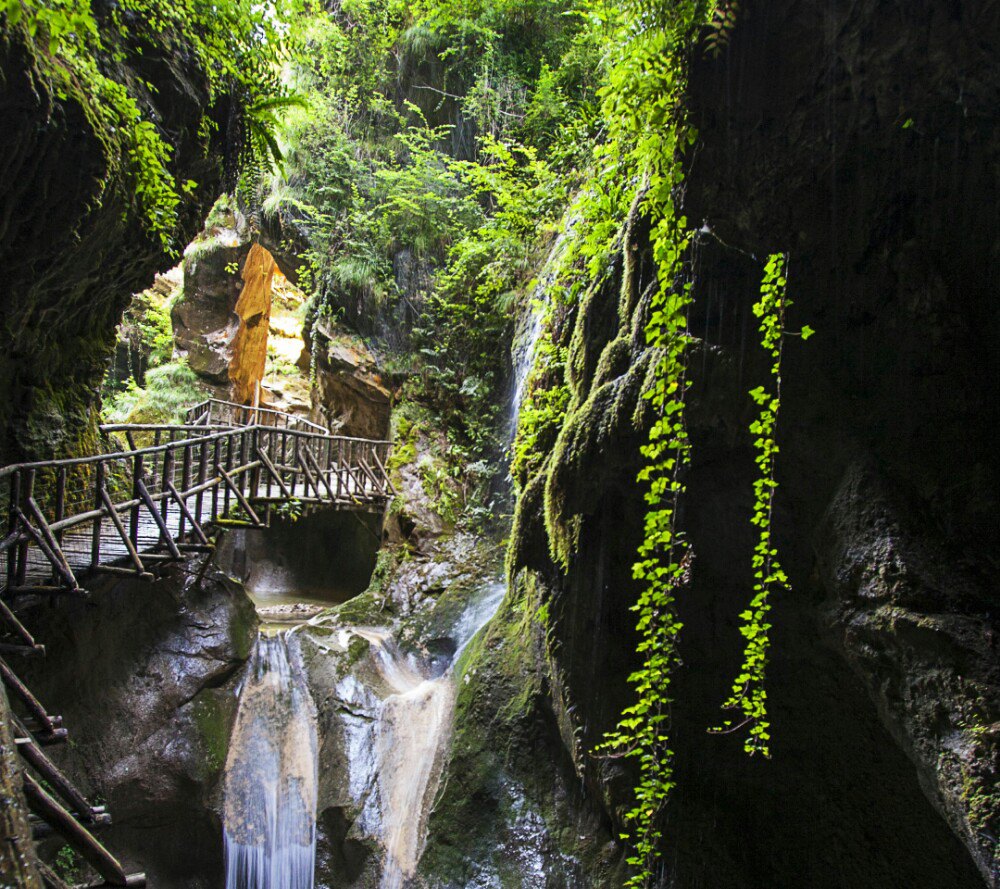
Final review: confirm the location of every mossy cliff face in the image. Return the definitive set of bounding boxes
[499,0,999,885]
[0,27,225,462]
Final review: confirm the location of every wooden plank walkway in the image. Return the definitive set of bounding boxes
[0,402,393,887]
[0,403,394,599]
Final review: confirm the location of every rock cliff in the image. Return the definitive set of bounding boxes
[491,0,999,885]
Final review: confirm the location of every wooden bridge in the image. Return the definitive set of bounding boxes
[0,400,393,887]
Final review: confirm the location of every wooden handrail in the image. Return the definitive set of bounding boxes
[184,398,328,434]
[1,427,391,479]
[0,407,394,600]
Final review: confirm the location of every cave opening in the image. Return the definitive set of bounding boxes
[215,510,382,612]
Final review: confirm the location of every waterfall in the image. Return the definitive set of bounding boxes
[509,298,545,439]
[508,223,575,441]
[370,582,504,888]
[224,632,319,889]
[312,582,505,888]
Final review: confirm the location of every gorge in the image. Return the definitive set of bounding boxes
[0,0,997,887]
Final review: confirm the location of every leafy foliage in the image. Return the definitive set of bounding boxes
[709,254,809,755]
[103,360,204,427]
[586,1,708,884]
[266,0,596,457]
[7,0,302,252]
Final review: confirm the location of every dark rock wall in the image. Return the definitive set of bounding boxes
[16,568,257,887]
[0,28,225,462]
[499,0,999,885]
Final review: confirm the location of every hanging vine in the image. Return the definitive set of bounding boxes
[709,253,811,755]
[593,1,709,886]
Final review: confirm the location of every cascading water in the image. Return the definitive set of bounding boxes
[307,581,505,888]
[370,582,505,888]
[508,222,575,440]
[223,632,319,889]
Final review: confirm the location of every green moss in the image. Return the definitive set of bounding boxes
[320,590,394,625]
[190,689,233,778]
[420,570,619,886]
[103,359,206,429]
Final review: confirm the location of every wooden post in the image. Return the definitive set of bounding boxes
[218,469,262,527]
[336,439,344,500]
[247,429,260,502]
[129,454,142,550]
[0,686,44,889]
[99,488,146,577]
[264,430,274,498]
[180,445,192,541]
[0,658,55,735]
[15,470,33,588]
[222,434,234,517]
[53,468,65,553]
[135,481,181,560]
[211,439,221,523]
[8,470,21,591]
[23,500,79,592]
[257,445,292,500]
[280,430,289,493]
[160,449,173,543]
[21,772,129,885]
[15,721,97,820]
[91,463,104,569]
[164,482,209,545]
[195,440,208,529]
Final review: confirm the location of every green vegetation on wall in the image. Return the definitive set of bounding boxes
[7,0,302,252]
[265,0,607,456]
[711,254,811,755]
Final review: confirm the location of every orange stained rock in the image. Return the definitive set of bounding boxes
[229,243,277,405]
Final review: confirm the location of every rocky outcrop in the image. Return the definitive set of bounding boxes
[304,316,392,440]
[171,221,244,384]
[295,531,507,889]
[382,409,465,554]
[16,566,257,887]
[0,28,226,462]
[819,462,1000,882]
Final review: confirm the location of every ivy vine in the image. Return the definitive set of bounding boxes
[593,1,707,886]
[709,254,812,754]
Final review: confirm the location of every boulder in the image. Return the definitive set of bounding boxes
[305,317,392,440]
[171,227,244,384]
[16,566,258,887]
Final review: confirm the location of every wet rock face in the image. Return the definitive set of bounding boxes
[0,31,224,462]
[818,463,1000,882]
[500,0,999,883]
[16,567,257,888]
[290,540,505,889]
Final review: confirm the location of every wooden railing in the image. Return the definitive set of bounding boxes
[185,398,327,434]
[0,423,392,601]
[0,406,391,887]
